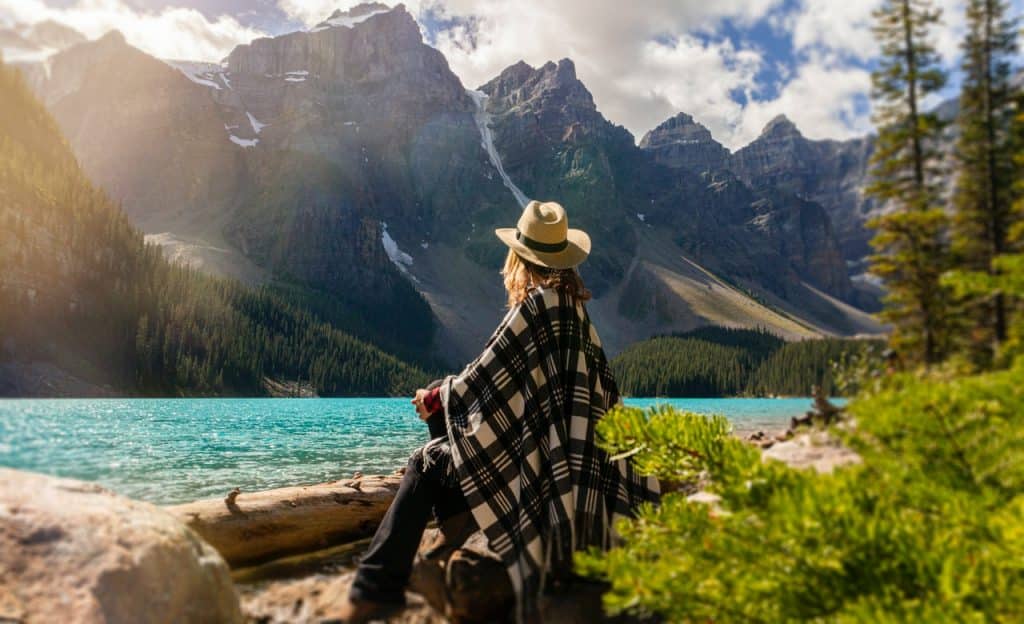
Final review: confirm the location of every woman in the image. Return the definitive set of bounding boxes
[337,200,660,623]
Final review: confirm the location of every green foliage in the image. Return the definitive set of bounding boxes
[611,327,878,397]
[945,253,1024,364]
[593,405,753,485]
[579,362,1024,622]
[951,0,1021,362]
[867,0,953,365]
[0,62,428,396]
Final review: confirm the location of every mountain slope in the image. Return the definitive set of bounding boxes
[0,61,428,397]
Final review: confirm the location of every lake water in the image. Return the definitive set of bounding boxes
[0,397,818,505]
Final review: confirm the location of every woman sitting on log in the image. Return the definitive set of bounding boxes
[337,200,661,623]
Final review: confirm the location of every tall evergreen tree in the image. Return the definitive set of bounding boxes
[867,0,951,365]
[952,0,1020,361]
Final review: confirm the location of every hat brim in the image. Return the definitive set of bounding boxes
[494,228,591,269]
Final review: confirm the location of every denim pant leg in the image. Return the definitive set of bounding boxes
[350,449,462,604]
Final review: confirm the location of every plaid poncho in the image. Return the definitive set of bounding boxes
[438,287,660,616]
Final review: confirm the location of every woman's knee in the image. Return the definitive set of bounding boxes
[408,443,453,485]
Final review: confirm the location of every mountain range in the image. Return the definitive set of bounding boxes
[8,3,888,366]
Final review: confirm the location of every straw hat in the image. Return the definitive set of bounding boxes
[495,200,591,269]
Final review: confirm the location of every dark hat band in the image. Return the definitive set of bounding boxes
[516,229,568,253]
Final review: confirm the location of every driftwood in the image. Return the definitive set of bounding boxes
[788,384,845,433]
[165,474,402,568]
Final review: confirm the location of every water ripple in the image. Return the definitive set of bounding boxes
[0,397,818,505]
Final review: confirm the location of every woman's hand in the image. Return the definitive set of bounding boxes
[411,388,431,421]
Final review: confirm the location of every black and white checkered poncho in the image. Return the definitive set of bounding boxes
[437,286,661,616]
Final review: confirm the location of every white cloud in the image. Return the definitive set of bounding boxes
[790,0,881,61]
[5,0,997,149]
[275,1,786,148]
[0,0,267,61]
[275,0,339,27]
[735,58,874,145]
[791,0,966,64]
[393,0,971,148]
[780,0,969,146]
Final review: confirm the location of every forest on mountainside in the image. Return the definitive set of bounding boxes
[611,327,879,397]
[0,62,428,397]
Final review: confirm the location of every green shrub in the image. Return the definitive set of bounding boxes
[578,361,1024,622]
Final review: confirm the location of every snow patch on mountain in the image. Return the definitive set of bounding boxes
[229,135,258,148]
[851,272,883,288]
[381,222,418,281]
[247,112,266,134]
[311,7,390,32]
[164,60,227,91]
[468,89,530,209]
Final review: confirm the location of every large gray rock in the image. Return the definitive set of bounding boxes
[0,468,242,624]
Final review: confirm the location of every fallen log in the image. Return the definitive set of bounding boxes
[165,474,402,568]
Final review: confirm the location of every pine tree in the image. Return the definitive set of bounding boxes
[952,0,1020,362]
[867,0,951,365]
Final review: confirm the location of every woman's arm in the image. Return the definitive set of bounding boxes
[412,379,447,439]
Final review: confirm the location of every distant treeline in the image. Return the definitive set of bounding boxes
[611,327,881,397]
[0,63,428,396]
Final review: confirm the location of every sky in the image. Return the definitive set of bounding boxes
[2,0,1021,150]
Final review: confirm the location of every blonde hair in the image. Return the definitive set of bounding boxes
[501,249,591,308]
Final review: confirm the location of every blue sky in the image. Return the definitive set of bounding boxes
[3,0,1021,149]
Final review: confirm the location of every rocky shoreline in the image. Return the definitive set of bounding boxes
[0,431,857,623]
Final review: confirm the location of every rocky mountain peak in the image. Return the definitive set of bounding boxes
[760,114,801,139]
[93,29,126,47]
[480,57,595,114]
[325,2,392,20]
[639,111,729,173]
[24,20,86,49]
[640,112,719,148]
[0,19,86,63]
[313,2,396,30]
[224,1,467,112]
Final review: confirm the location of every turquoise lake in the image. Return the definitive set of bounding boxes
[0,397,820,505]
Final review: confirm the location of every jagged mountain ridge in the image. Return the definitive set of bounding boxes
[13,3,883,364]
[641,112,878,271]
[479,59,853,302]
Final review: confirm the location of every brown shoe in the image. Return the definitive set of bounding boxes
[322,595,401,624]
